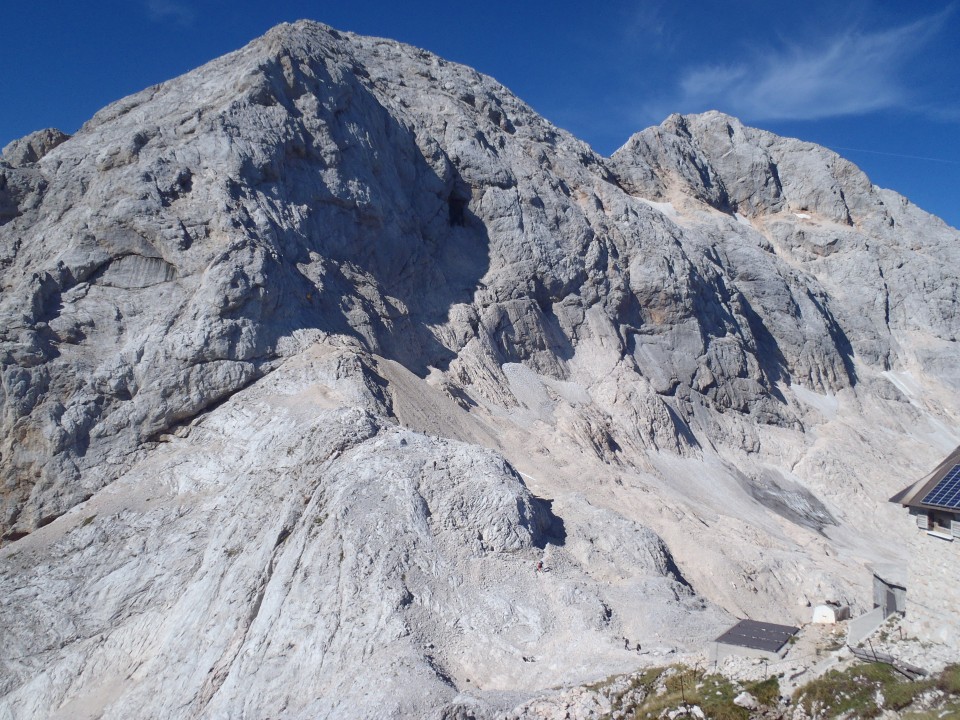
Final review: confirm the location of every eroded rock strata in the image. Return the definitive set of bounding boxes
[1,21,957,719]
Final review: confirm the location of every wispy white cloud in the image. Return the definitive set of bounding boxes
[145,0,195,26]
[656,8,951,122]
[625,1,668,39]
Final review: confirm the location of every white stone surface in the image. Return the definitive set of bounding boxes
[812,605,850,624]
[0,18,959,718]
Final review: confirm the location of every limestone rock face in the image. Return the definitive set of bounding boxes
[611,111,960,377]
[0,346,723,719]
[1,128,70,167]
[1,19,959,719]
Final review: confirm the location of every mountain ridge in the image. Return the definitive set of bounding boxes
[1,19,958,718]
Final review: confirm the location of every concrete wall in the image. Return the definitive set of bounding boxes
[903,528,960,645]
[872,575,906,615]
[848,606,885,646]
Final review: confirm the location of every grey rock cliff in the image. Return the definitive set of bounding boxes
[1,346,723,719]
[1,20,958,719]
[610,111,960,377]
[1,128,70,167]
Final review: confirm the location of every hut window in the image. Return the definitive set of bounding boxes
[934,512,953,534]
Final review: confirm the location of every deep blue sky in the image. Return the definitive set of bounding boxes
[3,1,958,227]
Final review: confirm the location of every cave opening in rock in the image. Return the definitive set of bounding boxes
[448,194,468,227]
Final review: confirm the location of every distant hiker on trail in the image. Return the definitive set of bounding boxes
[535,560,544,575]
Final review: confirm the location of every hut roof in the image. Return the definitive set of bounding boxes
[890,445,960,511]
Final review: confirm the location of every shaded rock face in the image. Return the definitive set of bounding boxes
[1,19,959,719]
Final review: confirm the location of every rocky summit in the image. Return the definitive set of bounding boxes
[1,20,958,719]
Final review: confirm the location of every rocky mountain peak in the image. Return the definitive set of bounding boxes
[1,128,70,167]
[1,20,958,719]
[612,109,882,225]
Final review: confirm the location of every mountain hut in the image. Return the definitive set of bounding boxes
[890,445,960,541]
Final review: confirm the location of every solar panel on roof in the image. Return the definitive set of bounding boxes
[715,620,798,653]
[921,464,960,509]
